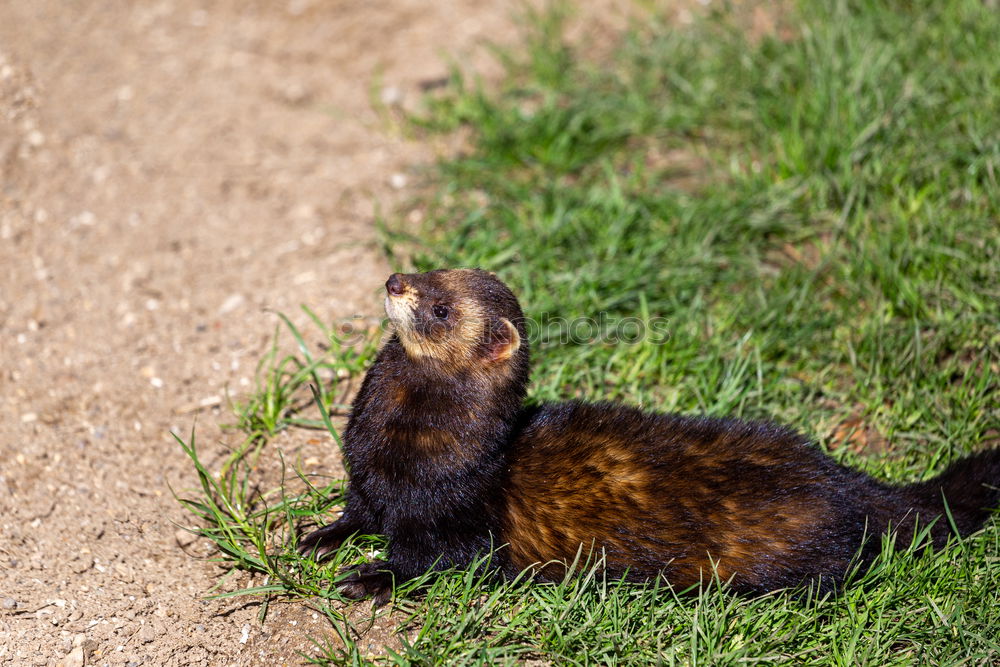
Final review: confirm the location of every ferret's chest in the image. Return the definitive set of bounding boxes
[345,397,483,477]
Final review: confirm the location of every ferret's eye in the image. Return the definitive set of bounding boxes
[432,304,450,319]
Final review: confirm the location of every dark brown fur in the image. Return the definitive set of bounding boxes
[299,269,1000,604]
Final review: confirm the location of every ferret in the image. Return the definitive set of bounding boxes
[299,269,1000,605]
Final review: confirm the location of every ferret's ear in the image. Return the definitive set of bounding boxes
[487,318,521,363]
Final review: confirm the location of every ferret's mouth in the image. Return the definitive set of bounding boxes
[384,293,415,330]
[383,273,421,334]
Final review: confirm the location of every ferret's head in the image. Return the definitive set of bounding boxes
[383,269,529,374]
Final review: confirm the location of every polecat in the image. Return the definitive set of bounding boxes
[299,269,1000,605]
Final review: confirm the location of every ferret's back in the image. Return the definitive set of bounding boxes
[500,402,874,591]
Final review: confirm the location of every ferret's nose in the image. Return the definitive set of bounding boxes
[385,273,405,296]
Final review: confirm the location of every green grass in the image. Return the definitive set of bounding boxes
[177,0,1000,663]
[232,306,380,443]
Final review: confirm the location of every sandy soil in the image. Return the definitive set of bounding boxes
[0,1,523,664]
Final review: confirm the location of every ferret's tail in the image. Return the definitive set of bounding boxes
[902,448,1000,544]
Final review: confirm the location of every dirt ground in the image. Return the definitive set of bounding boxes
[0,1,652,665]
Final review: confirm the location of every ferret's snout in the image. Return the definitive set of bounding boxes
[386,273,405,296]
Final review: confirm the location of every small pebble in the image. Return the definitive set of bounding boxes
[72,211,96,227]
[380,85,402,106]
[218,293,245,315]
[64,647,85,667]
[137,623,156,643]
[174,528,196,547]
[282,82,308,105]
[2,597,17,610]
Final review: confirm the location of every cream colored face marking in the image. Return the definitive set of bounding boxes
[384,293,416,330]
[385,286,440,359]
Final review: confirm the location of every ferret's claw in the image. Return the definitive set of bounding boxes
[337,561,394,607]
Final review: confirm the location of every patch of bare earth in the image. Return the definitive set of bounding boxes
[0,1,514,664]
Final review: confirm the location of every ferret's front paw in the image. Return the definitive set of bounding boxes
[298,521,353,560]
[338,561,394,607]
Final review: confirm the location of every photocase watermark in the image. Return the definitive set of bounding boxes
[328,313,672,347]
[526,313,671,346]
